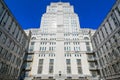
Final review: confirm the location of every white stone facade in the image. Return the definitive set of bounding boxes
[24,2,99,80]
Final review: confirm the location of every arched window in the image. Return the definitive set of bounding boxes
[31,37,36,40]
[84,37,89,40]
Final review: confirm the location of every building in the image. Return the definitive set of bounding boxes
[24,2,100,80]
[19,30,32,80]
[0,0,30,80]
[86,52,100,80]
[91,0,120,80]
[20,50,34,80]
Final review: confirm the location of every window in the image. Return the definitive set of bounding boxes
[84,37,89,40]
[3,49,8,59]
[118,30,120,36]
[77,59,82,74]
[107,21,113,32]
[31,37,36,40]
[64,47,66,51]
[67,66,71,74]
[115,7,120,16]
[39,54,45,57]
[112,49,118,58]
[16,58,21,66]
[1,12,9,26]
[49,59,54,73]
[26,62,31,69]
[117,47,120,53]
[66,59,70,65]
[8,20,13,31]
[31,42,35,45]
[75,54,81,57]
[39,59,43,65]
[0,62,2,71]
[88,55,93,59]
[11,55,15,63]
[49,53,55,57]
[117,62,120,71]
[0,46,3,53]
[51,47,53,51]
[25,71,29,77]
[66,59,71,74]
[49,47,51,51]
[86,46,91,51]
[17,48,20,54]
[27,55,32,60]
[7,53,12,61]
[0,62,4,73]
[50,59,54,65]
[76,59,81,65]
[38,59,44,74]
[11,22,16,35]
[12,43,15,51]
[49,66,53,73]
[101,58,105,66]
[78,67,82,74]
[91,71,97,77]
[49,77,53,79]
[10,42,14,50]
[0,31,2,37]
[67,77,72,79]
[0,3,4,16]
[1,34,7,44]
[89,62,95,67]
[29,46,34,51]
[6,38,11,48]
[40,47,42,51]
[111,13,119,27]
[13,45,17,53]
[14,68,19,76]
[108,53,112,62]
[38,66,42,74]
[86,42,89,45]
